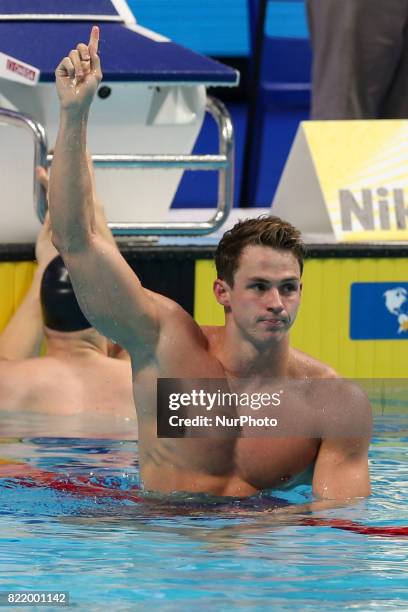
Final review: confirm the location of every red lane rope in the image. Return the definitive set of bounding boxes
[2,464,408,536]
[303,517,408,537]
[0,463,142,502]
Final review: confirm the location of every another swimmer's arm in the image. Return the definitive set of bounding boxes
[0,205,57,360]
[0,275,43,360]
[49,27,160,351]
[0,148,116,361]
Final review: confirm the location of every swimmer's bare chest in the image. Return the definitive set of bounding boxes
[132,323,321,495]
[137,408,319,495]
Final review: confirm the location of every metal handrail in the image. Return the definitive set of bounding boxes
[49,95,234,235]
[0,107,48,222]
[86,154,229,171]
[1,96,234,236]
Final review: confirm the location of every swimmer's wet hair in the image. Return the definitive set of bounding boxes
[215,215,305,285]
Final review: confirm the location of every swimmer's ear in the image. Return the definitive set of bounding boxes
[213,278,231,307]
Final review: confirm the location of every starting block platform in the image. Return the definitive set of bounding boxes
[0,0,238,242]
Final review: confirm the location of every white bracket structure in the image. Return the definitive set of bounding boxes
[0,95,234,237]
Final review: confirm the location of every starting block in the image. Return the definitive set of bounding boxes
[0,0,238,242]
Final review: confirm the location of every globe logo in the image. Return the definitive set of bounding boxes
[384,288,408,334]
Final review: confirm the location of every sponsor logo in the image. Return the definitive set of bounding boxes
[384,287,408,334]
[350,282,408,340]
[339,188,408,231]
[6,59,36,82]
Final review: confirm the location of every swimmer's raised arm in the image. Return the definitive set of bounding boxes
[0,207,57,360]
[84,150,118,250]
[49,27,161,352]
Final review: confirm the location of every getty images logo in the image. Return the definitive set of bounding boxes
[339,188,408,231]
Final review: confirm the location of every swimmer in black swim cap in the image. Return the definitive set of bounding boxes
[0,166,135,420]
[40,256,91,332]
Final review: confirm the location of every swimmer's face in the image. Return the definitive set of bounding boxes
[214,245,302,345]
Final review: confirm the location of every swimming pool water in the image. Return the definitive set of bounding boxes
[0,411,407,611]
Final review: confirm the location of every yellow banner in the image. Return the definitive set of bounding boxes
[304,120,408,241]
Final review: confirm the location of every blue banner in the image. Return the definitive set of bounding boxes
[350,282,408,340]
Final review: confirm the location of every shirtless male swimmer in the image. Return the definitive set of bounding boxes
[48,27,371,500]
[0,167,134,419]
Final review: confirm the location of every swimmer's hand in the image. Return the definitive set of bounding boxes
[55,26,102,114]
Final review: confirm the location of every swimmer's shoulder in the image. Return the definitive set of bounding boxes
[0,357,76,410]
[289,347,339,379]
[290,349,372,431]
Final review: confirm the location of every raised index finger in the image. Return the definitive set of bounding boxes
[88,25,99,55]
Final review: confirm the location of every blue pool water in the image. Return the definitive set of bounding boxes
[0,411,407,611]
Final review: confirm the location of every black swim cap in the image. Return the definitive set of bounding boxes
[40,256,92,332]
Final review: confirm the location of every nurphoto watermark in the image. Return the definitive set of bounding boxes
[156,378,406,439]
